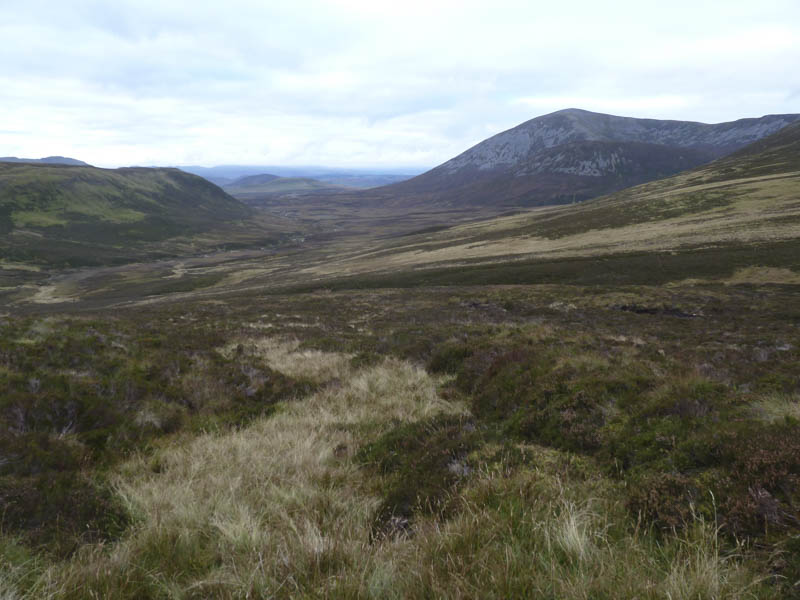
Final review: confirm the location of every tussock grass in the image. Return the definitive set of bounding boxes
[10,356,769,598]
[750,393,800,423]
[554,352,611,373]
[29,358,465,598]
[0,575,23,600]
[220,336,354,384]
[352,447,766,599]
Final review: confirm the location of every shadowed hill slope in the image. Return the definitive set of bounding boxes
[0,162,277,266]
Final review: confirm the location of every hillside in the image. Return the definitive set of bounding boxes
[293,119,800,286]
[0,162,277,267]
[381,108,800,207]
[704,119,800,179]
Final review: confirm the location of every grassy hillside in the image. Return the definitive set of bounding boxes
[0,162,294,267]
[1,283,798,598]
[292,121,800,288]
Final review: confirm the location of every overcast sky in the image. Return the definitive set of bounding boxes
[1,0,798,169]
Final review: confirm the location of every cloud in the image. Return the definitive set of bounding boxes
[1,0,799,167]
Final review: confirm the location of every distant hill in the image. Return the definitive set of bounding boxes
[0,156,90,166]
[316,172,413,188]
[0,162,260,266]
[382,109,800,207]
[226,173,282,188]
[182,165,420,189]
[224,175,352,201]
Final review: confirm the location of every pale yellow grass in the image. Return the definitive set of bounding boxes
[554,352,611,373]
[549,501,602,563]
[750,393,800,423]
[29,285,77,305]
[165,262,186,279]
[0,260,41,272]
[219,336,354,384]
[211,267,282,288]
[0,572,24,600]
[15,317,61,344]
[726,266,800,285]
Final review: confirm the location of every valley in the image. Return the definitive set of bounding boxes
[1,110,799,598]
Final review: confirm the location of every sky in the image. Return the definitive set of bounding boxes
[1,0,799,169]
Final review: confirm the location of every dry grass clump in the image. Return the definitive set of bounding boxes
[0,576,23,600]
[219,336,354,384]
[0,565,25,600]
[29,422,769,598]
[749,393,800,423]
[726,266,800,285]
[554,351,612,373]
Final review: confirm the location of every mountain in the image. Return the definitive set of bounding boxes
[308,118,800,286]
[383,109,800,207]
[0,156,90,166]
[0,162,261,266]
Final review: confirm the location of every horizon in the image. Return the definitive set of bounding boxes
[2,1,799,169]
[5,105,799,172]
[0,156,431,173]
